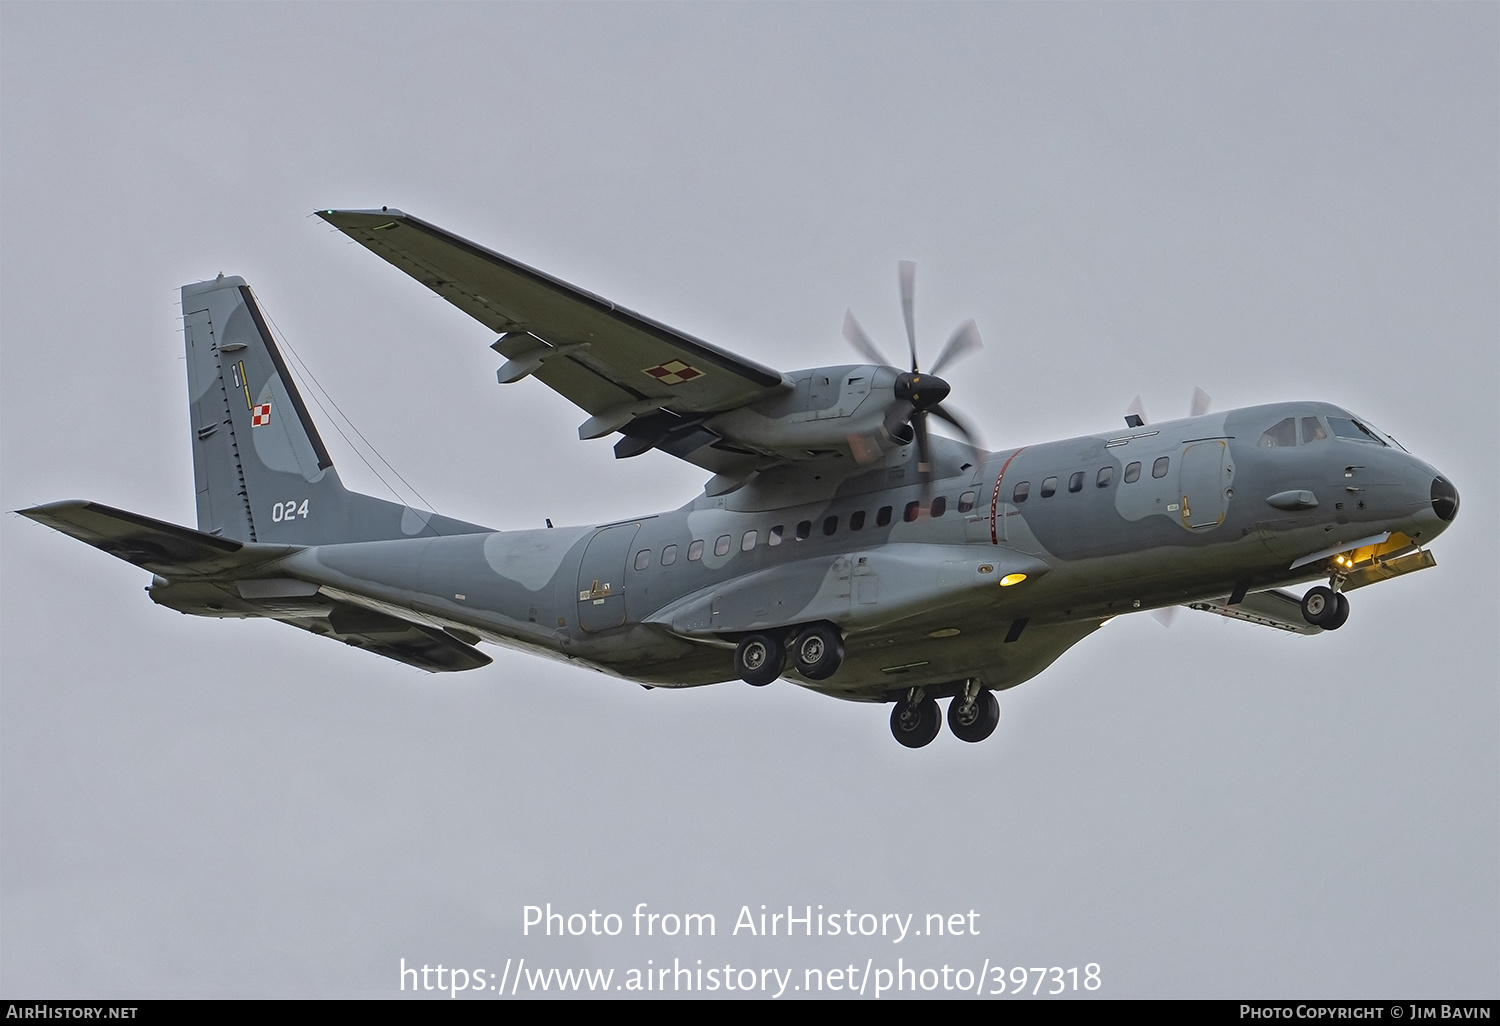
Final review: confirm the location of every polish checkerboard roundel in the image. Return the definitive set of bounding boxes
[251,403,272,427]
[642,360,703,386]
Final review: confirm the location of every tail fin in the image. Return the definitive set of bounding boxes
[181,275,489,545]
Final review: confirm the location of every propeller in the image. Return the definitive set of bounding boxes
[1124,387,1213,429]
[842,263,984,498]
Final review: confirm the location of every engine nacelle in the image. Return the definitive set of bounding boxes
[704,364,908,463]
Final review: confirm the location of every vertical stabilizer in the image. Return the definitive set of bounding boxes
[181,276,489,544]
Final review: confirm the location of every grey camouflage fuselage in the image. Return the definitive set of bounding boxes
[22,244,1459,748]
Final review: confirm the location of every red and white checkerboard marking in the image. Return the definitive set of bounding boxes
[642,359,704,386]
[251,403,272,427]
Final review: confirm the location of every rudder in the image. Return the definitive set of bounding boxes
[181,276,488,545]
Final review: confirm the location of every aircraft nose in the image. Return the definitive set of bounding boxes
[1430,476,1460,522]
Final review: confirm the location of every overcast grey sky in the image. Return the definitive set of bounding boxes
[2,2,1495,999]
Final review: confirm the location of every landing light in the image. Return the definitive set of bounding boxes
[1000,573,1027,587]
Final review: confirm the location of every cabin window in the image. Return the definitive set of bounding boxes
[1097,466,1114,488]
[1124,461,1141,483]
[634,549,651,570]
[661,544,678,565]
[1152,456,1170,479]
[1040,476,1058,498]
[796,520,812,540]
[1258,417,1297,448]
[849,510,866,531]
[876,505,893,527]
[687,540,704,561]
[714,534,732,556]
[1011,482,1029,503]
[823,515,839,536]
[1301,417,1328,443]
[904,501,920,523]
[931,496,948,517]
[957,491,977,513]
[1068,471,1084,493]
[741,530,757,551]
[767,526,783,547]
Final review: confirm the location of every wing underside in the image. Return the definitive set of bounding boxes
[317,209,788,473]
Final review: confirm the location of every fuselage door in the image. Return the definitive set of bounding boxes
[577,523,639,632]
[1179,440,1230,529]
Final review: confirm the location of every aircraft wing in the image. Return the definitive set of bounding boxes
[317,209,788,470]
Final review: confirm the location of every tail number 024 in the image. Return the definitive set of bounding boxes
[271,500,309,522]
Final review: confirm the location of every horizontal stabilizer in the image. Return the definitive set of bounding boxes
[17,500,294,576]
[1186,588,1321,635]
[296,602,492,672]
[144,574,490,673]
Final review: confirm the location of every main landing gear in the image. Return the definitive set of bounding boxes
[733,622,845,686]
[733,634,784,687]
[890,681,1000,748]
[1300,585,1350,630]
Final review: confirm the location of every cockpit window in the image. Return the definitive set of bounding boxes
[1329,417,1386,445]
[1257,417,1297,448]
[1300,417,1328,444]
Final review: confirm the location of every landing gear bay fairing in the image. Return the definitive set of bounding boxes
[20,210,1460,748]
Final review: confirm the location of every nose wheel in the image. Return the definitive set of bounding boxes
[1301,586,1350,630]
[890,690,942,748]
[947,687,1000,743]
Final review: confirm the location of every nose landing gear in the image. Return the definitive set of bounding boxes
[1301,585,1350,630]
[889,680,1001,747]
[947,681,1000,743]
[890,688,942,748]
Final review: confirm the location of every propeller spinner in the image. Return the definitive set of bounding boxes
[842,263,984,491]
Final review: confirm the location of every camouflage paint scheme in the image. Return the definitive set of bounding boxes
[20,213,1459,743]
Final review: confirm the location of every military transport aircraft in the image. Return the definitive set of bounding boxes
[19,210,1461,748]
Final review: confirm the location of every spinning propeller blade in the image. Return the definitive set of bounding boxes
[843,261,986,504]
[899,260,918,372]
[842,310,892,367]
[930,320,982,376]
[1190,386,1212,418]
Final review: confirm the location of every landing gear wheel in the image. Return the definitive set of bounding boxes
[1325,592,1350,630]
[947,689,1000,743]
[890,696,942,748]
[734,634,785,686]
[792,623,844,680]
[1301,586,1340,628]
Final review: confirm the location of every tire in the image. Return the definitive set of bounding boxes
[947,690,1000,743]
[1301,586,1338,627]
[890,696,942,748]
[734,634,784,686]
[1325,592,1350,631]
[793,623,844,680]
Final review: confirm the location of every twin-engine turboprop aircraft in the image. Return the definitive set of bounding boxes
[20,210,1460,747]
